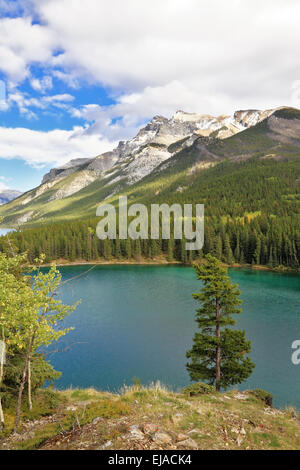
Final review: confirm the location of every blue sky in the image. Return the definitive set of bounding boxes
[0,0,299,192]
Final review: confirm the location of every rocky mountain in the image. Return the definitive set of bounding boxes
[41,108,275,188]
[0,106,299,226]
[0,190,22,205]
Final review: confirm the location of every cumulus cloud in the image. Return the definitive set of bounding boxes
[0,125,117,167]
[1,1,300,111]
[5,90,75,118]
[30,0,300,113]
[0,16,56,82]
[30,75,53,93]
[69,81,233,141]
[0,0,300,169]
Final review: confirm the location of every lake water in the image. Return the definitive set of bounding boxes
[0,228,15,236]
[50,265,300,409]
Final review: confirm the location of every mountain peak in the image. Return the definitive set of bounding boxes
[1,105,300,226]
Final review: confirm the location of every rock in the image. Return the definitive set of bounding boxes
[152,432,173,445]
[129,425,145,441]
[176,433,189,442]
[100,440,113,449]
[92,417,103,425]
[264,407,276,415]
[143,423,158,434]
[177,438,198,449]
[188,429,198,435]
[234,393,248,400]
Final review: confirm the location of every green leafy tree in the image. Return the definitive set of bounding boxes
[186,254,255,391]
[0,252,78,431]
[0,253,30,430]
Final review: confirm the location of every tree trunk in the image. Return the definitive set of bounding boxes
[14,337,33,432]
[215,299,221,392]
[0,398,4,431]
[28,358,32,411]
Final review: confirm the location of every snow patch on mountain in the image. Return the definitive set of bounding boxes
[16,107,278,206]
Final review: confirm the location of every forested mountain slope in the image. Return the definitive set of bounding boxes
[1,107,300,269]
[0,107,294,226]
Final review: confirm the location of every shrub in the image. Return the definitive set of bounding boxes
[250,389,273,407]
[182,382,216,397]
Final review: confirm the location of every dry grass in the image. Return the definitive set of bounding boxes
[1,384,300,450]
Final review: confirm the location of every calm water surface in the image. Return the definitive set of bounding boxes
[50,265,300,409]
[0,228,15,236]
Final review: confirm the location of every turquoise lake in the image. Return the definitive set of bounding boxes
[0,228,15,236]
[51,265,300,409]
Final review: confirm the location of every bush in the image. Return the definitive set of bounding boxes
[182,382,216,397]
[1,352,61,408]
[250,389,273,407]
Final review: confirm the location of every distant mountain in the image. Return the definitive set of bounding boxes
[0,190,22,205]
[0,106,299,226]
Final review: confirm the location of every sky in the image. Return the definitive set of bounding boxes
[0,0,300,191]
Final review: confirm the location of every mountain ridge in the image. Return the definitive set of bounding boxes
[1,106,299,227]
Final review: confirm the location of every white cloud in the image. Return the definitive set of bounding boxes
[0,16,56,82]
[0,125,117,167]
[52,70,79,89]
[30,75,53,93]
[69,81,237,142]
[4,90,75,118]
[0,182,8,191]
[1,1,300,112]
[0,177,9,191]
[1,0,300,169]
[30,0,300,114]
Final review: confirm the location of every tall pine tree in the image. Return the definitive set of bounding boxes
[186,255,255,391]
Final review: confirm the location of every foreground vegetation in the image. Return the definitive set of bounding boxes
[0,251,77,432]
[1,383,299,450]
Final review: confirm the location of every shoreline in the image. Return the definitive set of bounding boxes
[43,257,300,274]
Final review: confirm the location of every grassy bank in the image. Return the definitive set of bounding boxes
[1,384,300,450]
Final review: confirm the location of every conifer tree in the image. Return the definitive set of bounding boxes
[186,255,255,391]
[134,239,142,261]
[224,234,234,264]
[167,238,174,261]
[115,237,121,259]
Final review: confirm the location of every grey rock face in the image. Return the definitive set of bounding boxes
[42,158,94,184]
[18,107,279,206]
